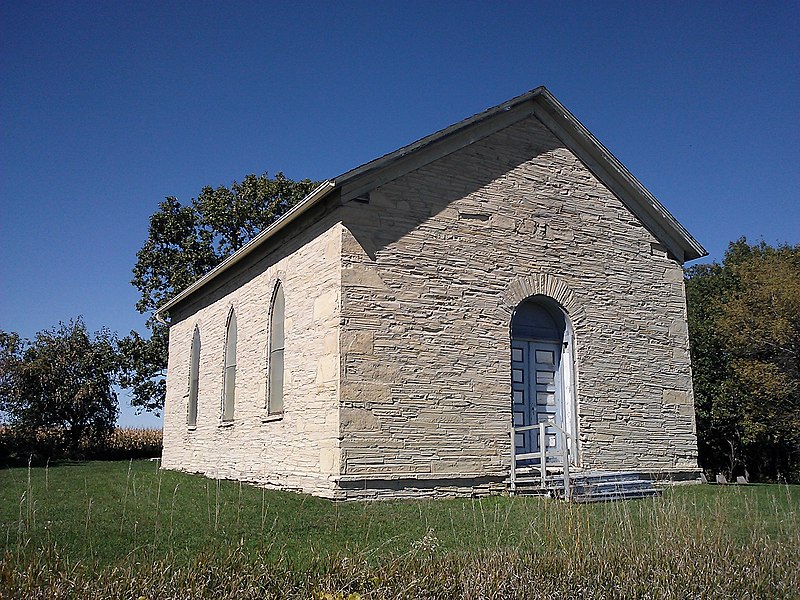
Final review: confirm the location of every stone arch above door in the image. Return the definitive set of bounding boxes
[500,273,585,326]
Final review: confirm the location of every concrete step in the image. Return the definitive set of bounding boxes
[574,479,657,493]
[572,471,646,485]
[571,488,661,503]
[508,470,662,502]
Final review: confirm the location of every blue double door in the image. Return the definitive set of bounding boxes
[511,339,563,455]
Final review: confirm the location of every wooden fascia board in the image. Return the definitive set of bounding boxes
[155,91,547,320]
[156,87,706,321]
[337,88,705,262]
[334,87,546,187]
[337,102,538,202]
[156,180,336,320]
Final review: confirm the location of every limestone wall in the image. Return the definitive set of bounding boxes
[161,112,699,500]
[161,219,342,497]
[338,114,698,494]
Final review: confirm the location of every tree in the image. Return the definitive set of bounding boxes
[0,318,119,455]
[121,172,318,413]
[686,238,800,482]
[118,197,216,415]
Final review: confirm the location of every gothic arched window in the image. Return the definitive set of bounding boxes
[222,308,237,421]
[268,283,285,414]
[188,325,200,427]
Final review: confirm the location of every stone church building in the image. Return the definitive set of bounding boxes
[158,87,705,499]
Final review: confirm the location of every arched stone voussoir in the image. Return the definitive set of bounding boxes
[500,273,585,325]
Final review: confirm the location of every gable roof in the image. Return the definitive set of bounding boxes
[157,86,706,319]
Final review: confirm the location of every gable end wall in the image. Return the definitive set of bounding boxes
[338,114,698,497]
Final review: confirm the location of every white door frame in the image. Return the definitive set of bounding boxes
[510,296,579,465]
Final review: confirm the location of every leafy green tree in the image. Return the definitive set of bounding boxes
[121,172,318,414]
[0,330,25,413]
[686,238,800,482]
[0,318,119,454]
[194,172,316,256]
[118,197,216,415]
[685,262,737,475]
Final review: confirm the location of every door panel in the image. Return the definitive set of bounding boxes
[511,340,531,453]
[511,339,564,455]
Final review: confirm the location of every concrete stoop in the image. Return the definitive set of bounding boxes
[509,470,662,502]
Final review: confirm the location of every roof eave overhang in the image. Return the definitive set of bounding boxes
[155,89,551,321]
[156,180,336,319]
[530,89,707,263]
[331,86,706,262]
[332,86,549,193]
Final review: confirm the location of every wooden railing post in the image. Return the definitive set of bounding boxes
[510,426,516,495]
[509,421,572,498]
[539,421,547,489]
[561,428,571,501]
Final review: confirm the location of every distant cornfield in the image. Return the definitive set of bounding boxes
[102,427,163,459]
[0,426,162,463]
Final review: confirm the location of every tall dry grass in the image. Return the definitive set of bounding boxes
[1,460,798,599]
[103,427,162,459]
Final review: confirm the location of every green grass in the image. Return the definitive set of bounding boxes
[2,460,798,598]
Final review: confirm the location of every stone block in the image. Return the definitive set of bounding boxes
[342,330,374,354]
[342,264,391,290]
[341,408,380,432]
[313,289,338,321]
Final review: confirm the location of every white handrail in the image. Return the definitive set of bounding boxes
[510,420,573,500]
[513,423,541,433]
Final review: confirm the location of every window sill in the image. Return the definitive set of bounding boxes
[218,420,235,428]
[262,413,284,423]
[187,425,197,432]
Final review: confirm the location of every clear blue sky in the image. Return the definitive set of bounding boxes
[1,2,798,427]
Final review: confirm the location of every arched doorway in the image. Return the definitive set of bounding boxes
[510,296,575,458]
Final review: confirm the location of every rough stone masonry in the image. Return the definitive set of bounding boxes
[161,93,701,499]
